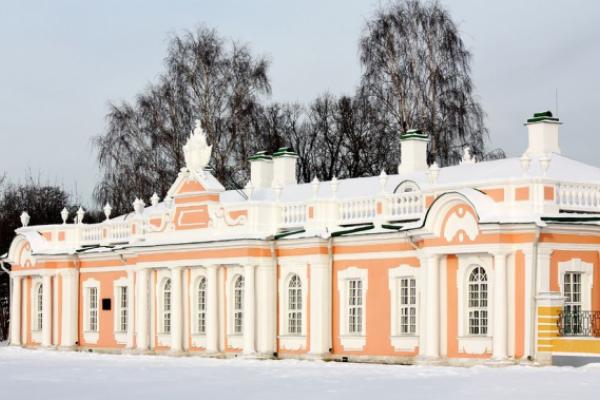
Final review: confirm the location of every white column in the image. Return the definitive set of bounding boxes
[170,266,184,352]
[10,276,22,345]
[52,275,59,346]
[41,274,52,347]
[206,265,219,353]
[493,252,509,360]
[243,264,256,354]
[126,270,135,349]
[136,269,149,350]
[60,270,79,348]
[310,262,332,355]
[423,254,440,358]
[256,263,276,355]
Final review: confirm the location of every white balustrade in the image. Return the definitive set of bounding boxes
[557,183,600,212]
[338,197,377,225]
[386,191,424,220]
[280,203,308,228]
[79,225,103,245]
[107,221,131,242]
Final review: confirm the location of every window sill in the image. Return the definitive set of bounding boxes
[157,333,171,347]
[390,335,418,352]
[279,335,306,351]
[340,335,366,351]
[114,331,127,344]
[227,334,243,350]
[83,331,99,345]
[457,336,492,354]
[191,334,207,348]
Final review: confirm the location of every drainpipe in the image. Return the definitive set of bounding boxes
[269,238,278,357]
[529,228,541,361]
[327,235,333,353]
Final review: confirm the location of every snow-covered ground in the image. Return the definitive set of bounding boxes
[1,347,599,400]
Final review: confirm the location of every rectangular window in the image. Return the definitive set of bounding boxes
[564,272,582,334]
[288,281,302,335]
[348,279,363,334]
[197,286,206,335]
[118,286,128,332]
[399,277,416,334]
[36,286,43,331]
[88,287,98,332]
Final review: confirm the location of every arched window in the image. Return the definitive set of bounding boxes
[197,277,207,334]
[287,275,302,334]
[35,284,43,331]
[233,276,244,334]
[162,279,172,334]
[468,266,488,335]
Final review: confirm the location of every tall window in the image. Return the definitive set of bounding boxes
[163,279,172,334]
[348,279,363,334]
[118,286,128,332]
[35,284,43,331]
[234,276,244,334]
[564,272,582,334]
[197,277,207,334]
[399,277,417,334]
[88,287,98,332]
[468,266,488,335]
[287,275,302,335]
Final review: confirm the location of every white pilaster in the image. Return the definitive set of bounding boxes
[206,265,219,353]
[493,252,509,360]
[136,269,149,350]
[256,263,276,355]
[310,262,332,355]
[423,254,440,358]
[60,270,79,348]
[170,266,184,352]
[126,270,135,349]
[10,276,22,345]
[243,264,256,354]
[536,248,553,293]
[41,274,52,347]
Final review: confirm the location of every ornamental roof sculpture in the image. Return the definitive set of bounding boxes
[183,119,213,172]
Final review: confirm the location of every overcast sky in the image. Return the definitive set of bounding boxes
[1,0,599,206]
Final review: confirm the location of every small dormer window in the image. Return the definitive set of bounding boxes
[394,180,420,194]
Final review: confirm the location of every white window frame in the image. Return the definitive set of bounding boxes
[337,267,368,351]
[160,278,172,334]
[233,275,244,335]
[225,266,244,349]
[287,274,303,335]
[558,258,593,312]
[29,278,43,344]
[82,278,100,344]
[457,255,493,355]
[154,269,173,347]
[388,265,420,352]
[112,277,129,344]
[34,282,43,332]
[278,265,308,351]
[467,265,489,336]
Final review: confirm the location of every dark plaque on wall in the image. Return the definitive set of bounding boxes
[102,298,111,310]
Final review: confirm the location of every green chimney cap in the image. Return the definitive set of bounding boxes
[527,111,559,123]
[400,129,429,141]
[273,147,298,157]
[248,151,272,161]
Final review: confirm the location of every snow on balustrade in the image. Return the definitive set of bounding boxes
[281,203,308,228]
[386,191,424,220]
[79,225,103,245]
[338,197,377,224]
[557,183,600,212]
[107,221,131,242]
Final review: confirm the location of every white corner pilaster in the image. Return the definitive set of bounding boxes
[60,269,79,348]
[206,265,219,353]
[310,262,332,355]
[492,251,509,360]
[421,254,440,358]
[170,266,184,352]
[256,263,276,355]
[136,268,149,350]
[10,276,22,346]
[126,270,135,349]
[243,264,256,355]
[41,273,52,347]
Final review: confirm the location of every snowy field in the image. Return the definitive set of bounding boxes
[1,347,600,400]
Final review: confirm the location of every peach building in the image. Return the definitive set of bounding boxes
[4,112,600,366]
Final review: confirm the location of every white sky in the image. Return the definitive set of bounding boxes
[1,0,599,206]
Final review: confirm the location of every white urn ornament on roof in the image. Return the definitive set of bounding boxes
[183,119,213,173]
